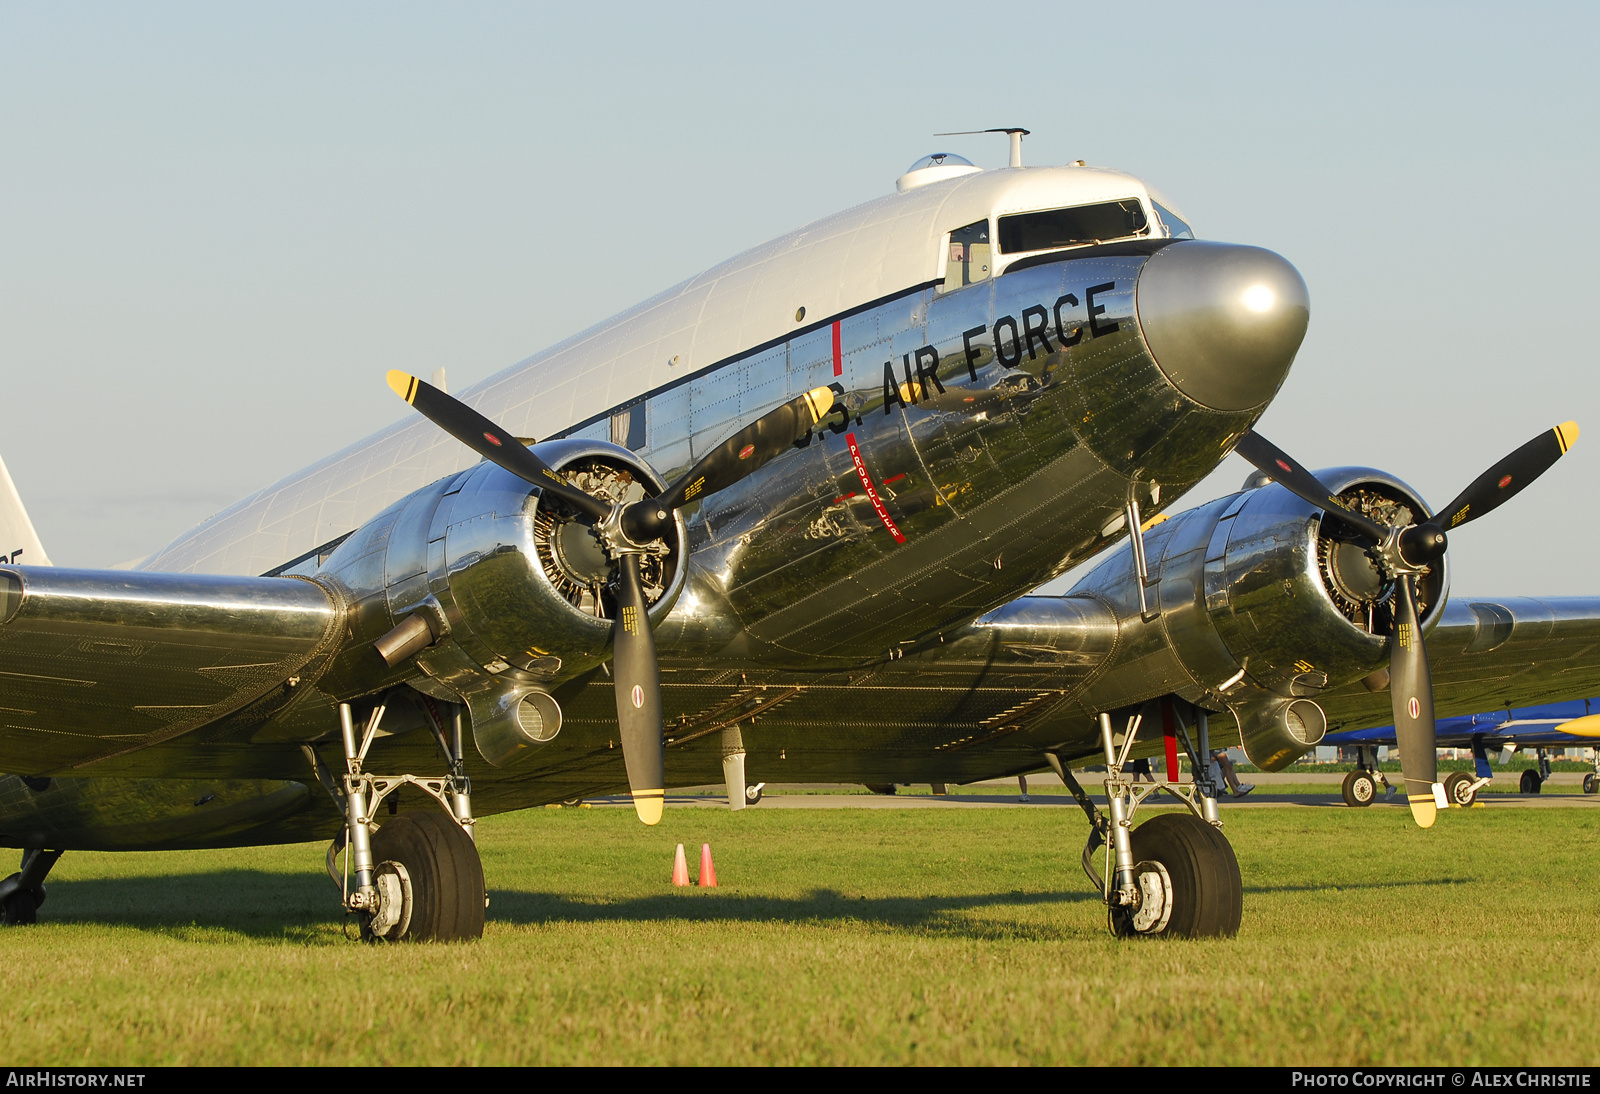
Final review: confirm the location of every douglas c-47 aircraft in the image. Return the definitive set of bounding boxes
[2,143,1595,941]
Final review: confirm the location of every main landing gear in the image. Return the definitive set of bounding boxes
[1341,746,1395,808]
[1047,702,1242,939]
[0,848,64,926]
[310,696,486,942]
[1518,748,1553,795]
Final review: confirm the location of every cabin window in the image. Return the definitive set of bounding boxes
[996,199,1149,254]
[943,219,992,292]
[1153,201,1194,239]
[611,403,645,450]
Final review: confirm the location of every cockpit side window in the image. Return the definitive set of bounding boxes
[996,199,1149,254]
[942,219,992,292]
[1153,201,1195,239]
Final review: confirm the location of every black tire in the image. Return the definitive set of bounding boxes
[1584,774,1598,795]
[363,812,485,942]
[1520,769,1542,795]
[1341,769,1377,808]
[1443,770,1478,807]
[1113,812,1243,939]
[744,784,764,804]
[0,883,37,926]
[864,783,897,795]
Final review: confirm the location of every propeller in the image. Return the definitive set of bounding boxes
[388,370,835,824]
[1233,421,1578,827]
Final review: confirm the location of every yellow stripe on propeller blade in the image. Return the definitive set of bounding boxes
[386,370,420,404]
[1556,420,1580,453]
[802,385,835,425]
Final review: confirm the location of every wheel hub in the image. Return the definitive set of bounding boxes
[366,860,413,940]
[1128,860,1174,934]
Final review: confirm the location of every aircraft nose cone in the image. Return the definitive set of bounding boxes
[1135,240,1310,412]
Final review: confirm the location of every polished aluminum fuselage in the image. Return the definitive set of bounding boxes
[0,164,1331,849]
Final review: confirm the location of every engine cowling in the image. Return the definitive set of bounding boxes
[1069,467,1447,769]
[315,438,686,764]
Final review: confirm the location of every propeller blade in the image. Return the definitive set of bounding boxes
[387,371,610,521]
[612,553,665,825]
[1233,432,1388,542]
[1432,421,1578,532]
[647,386,835,521]
[1388,575,1442,828]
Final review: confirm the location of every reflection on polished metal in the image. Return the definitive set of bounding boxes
[0,566,342,771]
[1042,466,1446,772]
[338,701,379,913]
[1235,697,1327,772]
[1135,240,1310,411]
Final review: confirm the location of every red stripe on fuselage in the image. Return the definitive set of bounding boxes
[832,321,842,377]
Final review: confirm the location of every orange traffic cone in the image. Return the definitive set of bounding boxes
[698,843,718,887]
[672,843,690,887]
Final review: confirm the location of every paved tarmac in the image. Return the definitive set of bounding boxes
[577,770,1600,811]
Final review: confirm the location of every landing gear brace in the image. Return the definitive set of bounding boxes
[1049,702,1242,938]
[307,699,486,942]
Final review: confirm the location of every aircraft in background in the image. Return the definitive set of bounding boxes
[2,139,1595,943]
[1325,697,1600,807]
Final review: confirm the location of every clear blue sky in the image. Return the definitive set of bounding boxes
[2,1,1595,597]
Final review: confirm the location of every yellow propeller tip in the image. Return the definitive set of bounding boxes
[1407,795,1438,829]
[632,790,665,826]
[802,385,836,424]
[386,370,420,403]
[1557,421,1579,452]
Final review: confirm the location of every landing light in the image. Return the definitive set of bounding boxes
[1242,284,1276,313]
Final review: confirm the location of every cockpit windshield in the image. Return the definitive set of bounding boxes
[1153,201,1194,239]
[997,199,1148,254]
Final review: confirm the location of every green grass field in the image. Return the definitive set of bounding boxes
[3,804,1597,1066]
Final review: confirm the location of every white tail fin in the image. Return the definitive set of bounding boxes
[0,453,50,567]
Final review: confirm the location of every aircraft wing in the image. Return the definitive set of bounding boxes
[0,566,343,774]
[1318,596,1600,733]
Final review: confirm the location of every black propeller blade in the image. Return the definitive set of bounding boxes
[387,371,609,521]
[613,553,665,823]
[1388,575,1439,825]
[1432,422,1578,532]
[390,371,835,824]
[1233,422,1578,827]
[621,386,835,543]
[1232,431,1387,543]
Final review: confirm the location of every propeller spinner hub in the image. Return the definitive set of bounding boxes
[1397,522,1448,568]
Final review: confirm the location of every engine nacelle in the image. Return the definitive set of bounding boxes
[315,439,686,765]
[1069,467,1447,769]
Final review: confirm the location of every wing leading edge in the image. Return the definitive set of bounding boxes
[0,567,344,774]
[1318,596,1600,734]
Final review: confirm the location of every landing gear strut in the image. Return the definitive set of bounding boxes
[316,697,486,942]
[1050,703,1242,938]
[0,848,63,925]
[1519,747,1553,795]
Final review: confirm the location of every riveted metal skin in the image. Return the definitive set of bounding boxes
[688,241,1288,666]
[313,438,685,766]
[1038,467,1447,770]
[0,566,344,773]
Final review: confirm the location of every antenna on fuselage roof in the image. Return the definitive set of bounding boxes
[933,127,1031,168]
